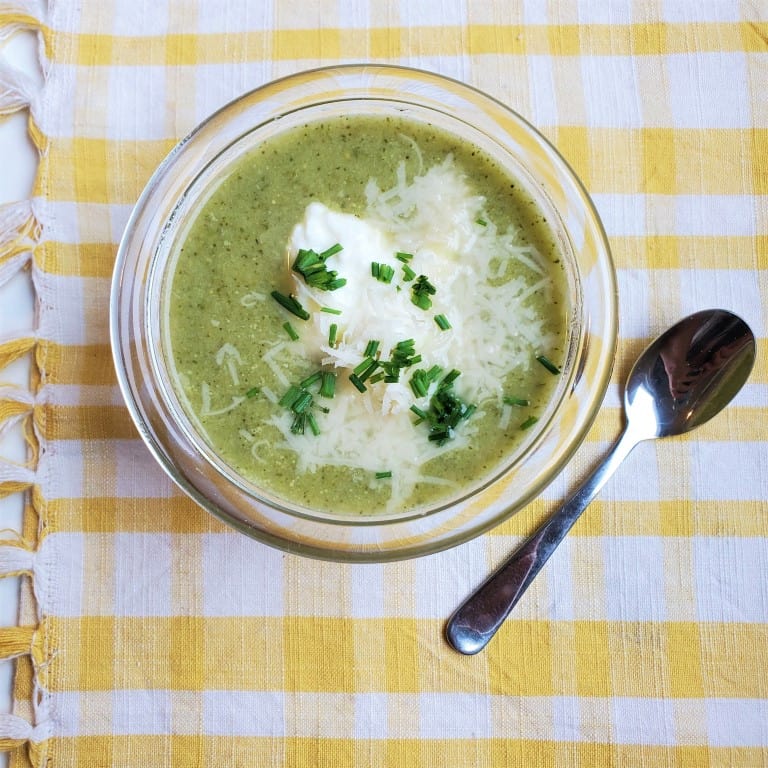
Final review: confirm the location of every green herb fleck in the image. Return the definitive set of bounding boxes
[371,262,395,284]
[503,396,530,407]
[434,314,451,331]
[292,246,346,291]
[283,321,299,340]
[375,470,392,479]
[319,243,343,260]
[536,354,561,375]
[410,369,475,445]
[411,274,436,310]
[319,372,336,399]
[245,387,260,399]
[520,415,539,430]
[307,411,321,436]
[271,291,310,321]
[300,370,322,389]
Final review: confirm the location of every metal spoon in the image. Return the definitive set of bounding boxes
[446,308,756,655]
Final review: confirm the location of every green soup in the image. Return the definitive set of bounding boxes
[166,114,568,516]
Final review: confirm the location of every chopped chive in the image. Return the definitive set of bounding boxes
[434,314,451,331]
[329,323,338,347]
[292,390,313,414]
[353,356,376,376]
[364,339,380,358]
[368,372,385,385]
[395,251,413,262]
[319,243,343,260]
[290,412,306,435]
[375,470,392,479]
[441,369,461,388]
[520,415,539,430]
[283,321,299,340]
[371,262,395,284]
[360,360,380,382]
[300,370,322,389]
[271,291,310,321]
[279,385,303,409]
[476,217,487,226]
[321,306,342,315]
[410,404,428,421]
[401,264,416,281]
[292,247,345,291]
[504,396,530,407]
[245,387,260,399]
[410,370,429,398]
[536,355,561,375]
[416,275,436,294]
[306,411,321,436]
[428,428,453,443]
[319,372,336,398]
[411,274,436,311]
[411,291,432,310]
[349,373,367,393]
[426,365,442,381]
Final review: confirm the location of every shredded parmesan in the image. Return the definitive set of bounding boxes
[244,155,561,511]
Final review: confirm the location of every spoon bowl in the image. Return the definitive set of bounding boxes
[446,308,756,655]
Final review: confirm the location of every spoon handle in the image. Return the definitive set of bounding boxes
[445,427,639,655]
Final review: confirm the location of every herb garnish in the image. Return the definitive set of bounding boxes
[434,314,451,331]
[411,275,436,310]
[536,354,561,375]
[292,246,346,291]
[371,262,395,284]
[283,321,299,340]
[279,370,337,435]
[503,395,529,407]
[409,369,475,445]
[271,290,310,321]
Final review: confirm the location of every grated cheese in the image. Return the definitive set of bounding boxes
[256,155,559,512]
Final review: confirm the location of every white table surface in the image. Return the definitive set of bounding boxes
[0,29,41,768]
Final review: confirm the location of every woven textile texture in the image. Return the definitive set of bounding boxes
[1,1,767,766]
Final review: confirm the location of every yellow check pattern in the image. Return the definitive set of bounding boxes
[1,1,767,766]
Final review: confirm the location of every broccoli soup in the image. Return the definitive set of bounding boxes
[165,114,569,516]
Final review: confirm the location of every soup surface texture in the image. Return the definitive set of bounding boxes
[166,114,568,516]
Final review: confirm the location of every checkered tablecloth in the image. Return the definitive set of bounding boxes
[1,1,766,765]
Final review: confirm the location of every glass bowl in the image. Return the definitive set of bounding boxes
[110,65,617,562]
